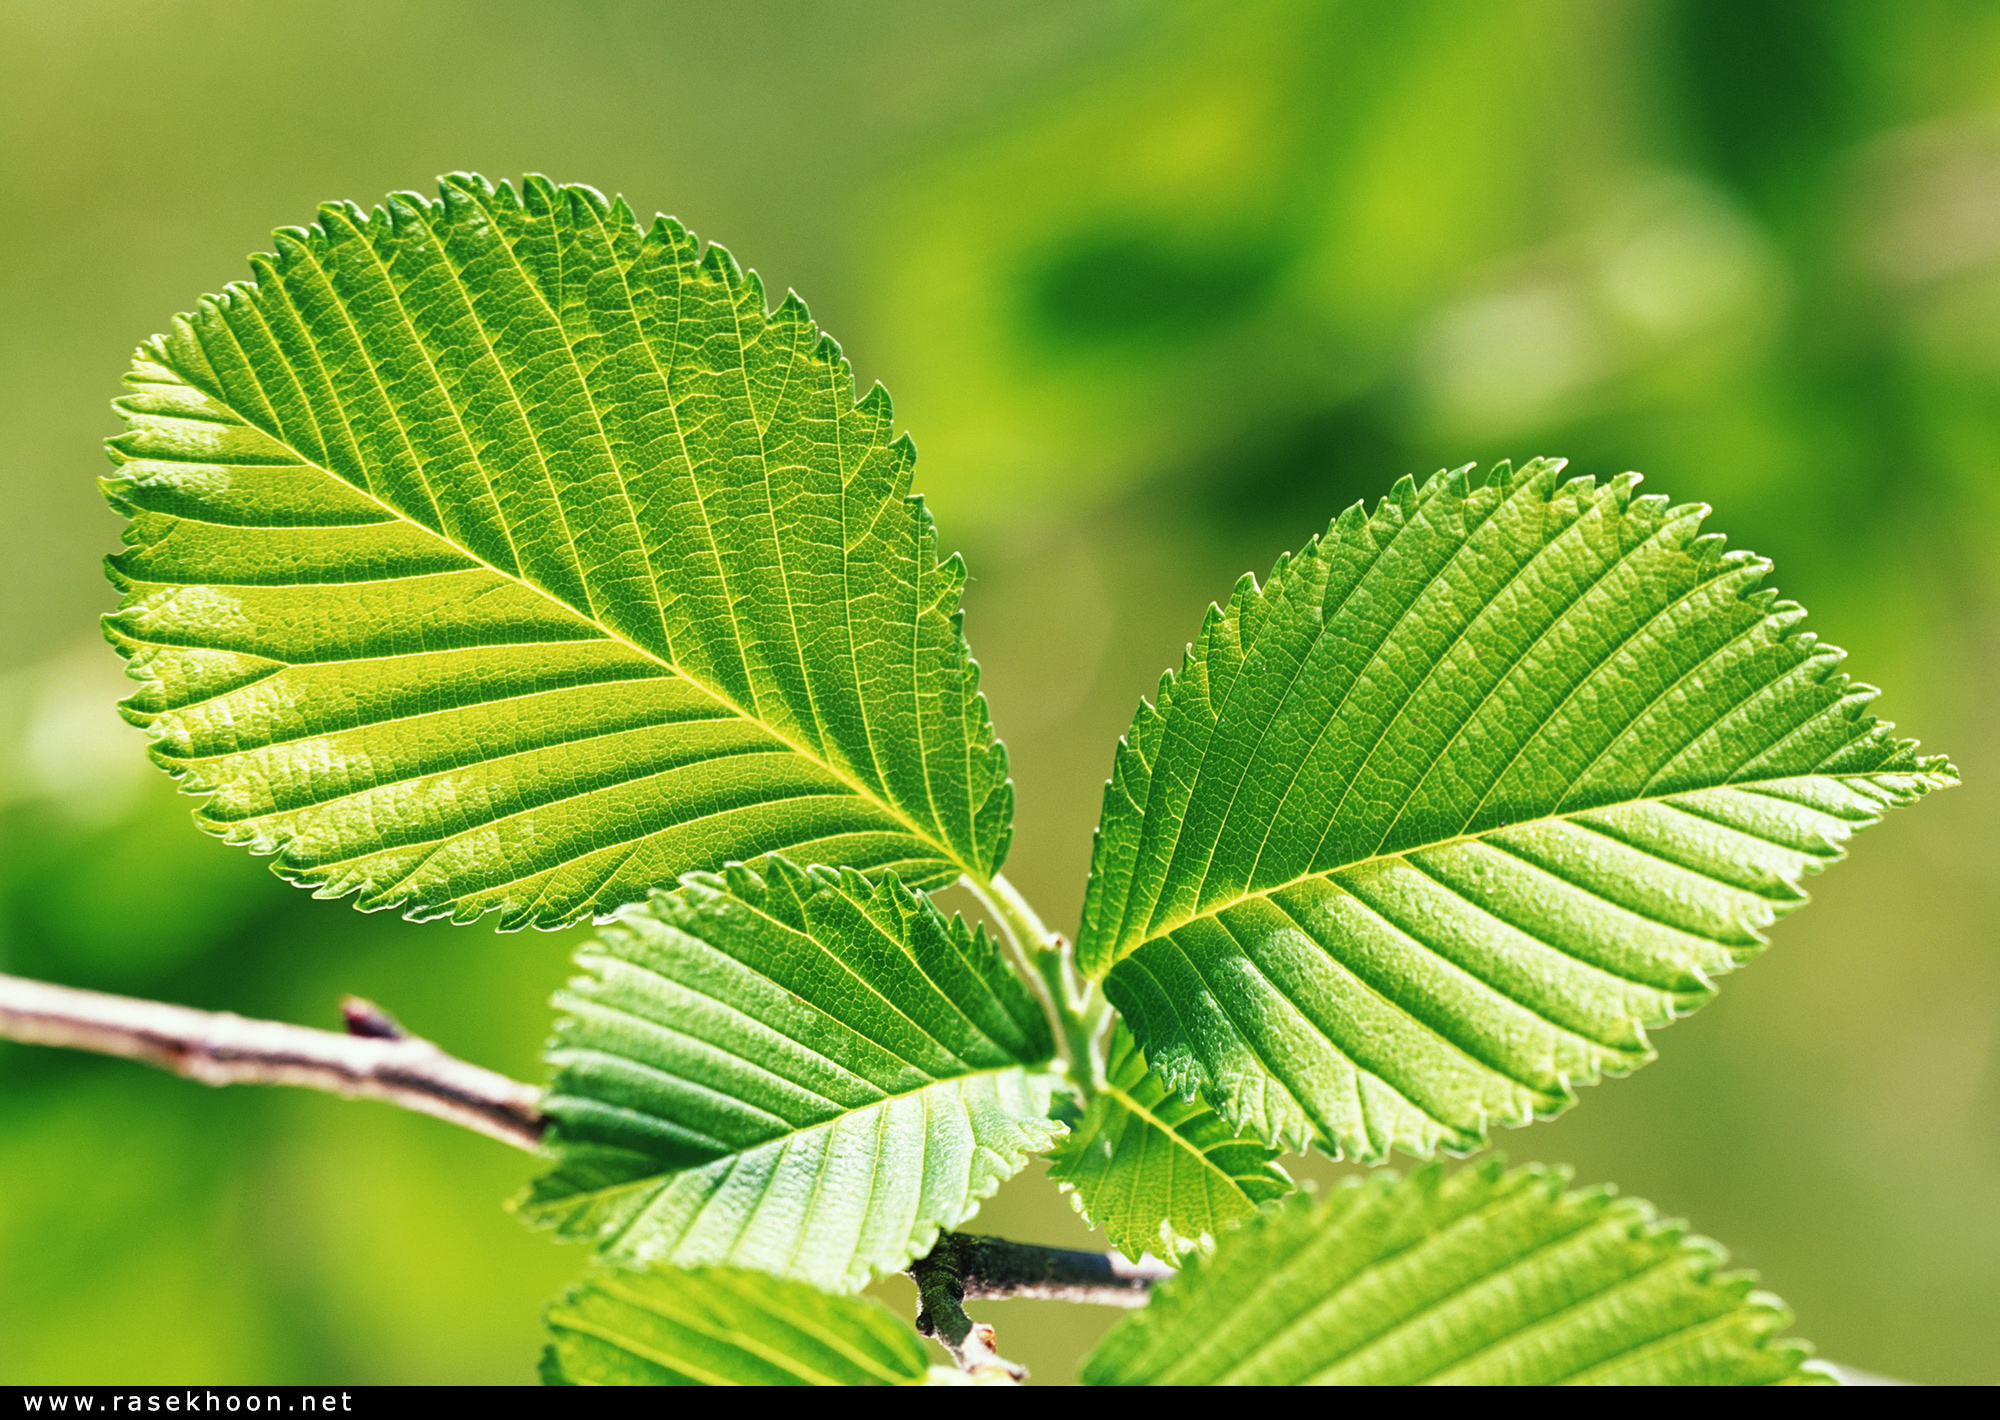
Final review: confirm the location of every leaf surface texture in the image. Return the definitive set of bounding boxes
[1081,459,1953,1155]
[542,1264,931,1386]
[521,858,1061,1290]
[1081,1161,1829,1386]
[103,173,1010,927]
[1048,1022,1291,1261]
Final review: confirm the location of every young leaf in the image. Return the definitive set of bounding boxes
[543,1263,932,1386]
[102,174,1010,928]
[1081,460,1954,1157]
[1080,1161,1831,1386]
[519,857,1063,1290]
[1048,1021,1292,1261]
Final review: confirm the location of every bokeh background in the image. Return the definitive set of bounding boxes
[3,0,1998,1385]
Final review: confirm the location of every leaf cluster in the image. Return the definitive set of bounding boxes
[102,174,1952,1385]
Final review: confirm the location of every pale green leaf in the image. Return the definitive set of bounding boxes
[519,857,1062,1290]
[542,1263,931,1387]
[1081,1161,1831,1386]
[1080,459,1954,1156]
[1048,1021,1291,1261]
[102,173,1010,928]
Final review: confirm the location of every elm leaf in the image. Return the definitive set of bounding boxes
[1048,1022,1291,1261]
[103,174,1010,928]
[1082,1161,1831,1386]
[1082,459,1953,1156]
[542,1264,933,1387]
[520,857,1062,1290]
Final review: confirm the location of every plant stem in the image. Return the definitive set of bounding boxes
[4,970,1174,1379]
[908,1231,1171,1382]
[0,972,546,1151]
[965,873,1107,1094]
[923,1231,1170,1305]
[1037,941,1108,1093]
[981,871,1060,959]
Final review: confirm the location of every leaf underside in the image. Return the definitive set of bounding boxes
[520,858,1062,1291]
[1081,1161,1830,1387]
[1081,458,1953,1157]
[542,1264,931,1387]
[1048,1022,1291,1261]
[102,173,1010,929]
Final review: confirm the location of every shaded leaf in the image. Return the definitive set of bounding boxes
[520,857,1062,1290]
[1048,1021,1291,1261]
[543,1263,931,1386]
[1081,459,1953,1156]
[102,173,1010,928]
[1081,1160,1830,1386]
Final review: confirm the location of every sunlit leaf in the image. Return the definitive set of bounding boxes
[1081,458,1953,1156]
[542,1263,932,1387]
[102,173,1011,929]
[1082,1161,1830,1386]
[1048,1022,1291,1261]
[520,858,1062,1290]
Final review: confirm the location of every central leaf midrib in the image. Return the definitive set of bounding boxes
[1107,768,1889,975]
[165,360,973,881]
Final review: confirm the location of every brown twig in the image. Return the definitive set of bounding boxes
[909,1232,1174,1382]
[4,975,1191,1382]
[0,972,546,1151]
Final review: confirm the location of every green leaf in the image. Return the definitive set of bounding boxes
[542,1263,932,1386]
[520,857,1063,1289]
[1080,459,1954,1156]
[102,173,1010,929]
[1081,1161,1831,1386]
[1048,1021,1292,1261]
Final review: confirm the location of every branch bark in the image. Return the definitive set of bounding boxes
[908,1232,1173,1382]
[4,973,1181,1383]
[0,973,546,1151]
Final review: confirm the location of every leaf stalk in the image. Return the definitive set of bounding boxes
[966,873,1107,1094]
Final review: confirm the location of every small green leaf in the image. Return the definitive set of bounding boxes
[1081,459,1954,1157]
[542,1264,932,1386]
[520,857,1063,1290]
[1048,1022,1291,1261]
[102,174,1010,929]
[1081,1161,1831,1386]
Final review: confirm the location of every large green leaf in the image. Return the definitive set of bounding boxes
[1081,1161,1830,1386]
[1048,1021,1291,1262]
[520,857,1062,1290]
[102,174,1010,928]
[543,1264,932,1386]
[1081,459,1953,1156]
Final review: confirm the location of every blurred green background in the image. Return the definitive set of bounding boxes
[3,0,1997,1386]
